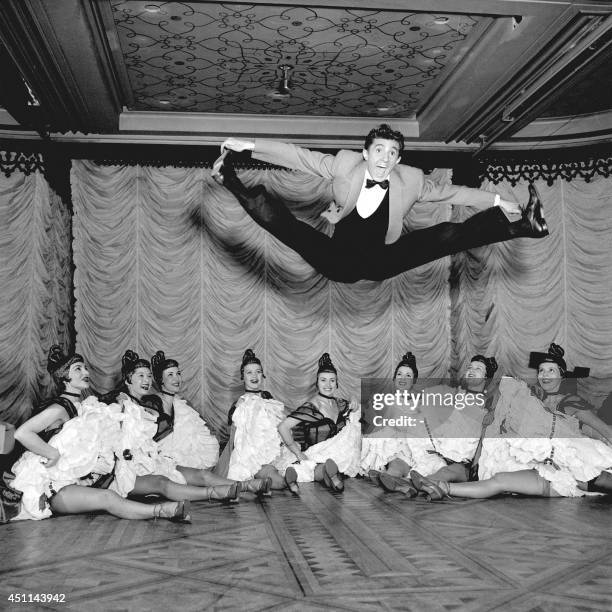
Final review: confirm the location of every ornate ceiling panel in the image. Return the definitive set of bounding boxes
[111,1,481,117]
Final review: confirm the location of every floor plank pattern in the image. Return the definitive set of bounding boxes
[1,478,610,611]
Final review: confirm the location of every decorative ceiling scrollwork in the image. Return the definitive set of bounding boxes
[111,1,479,116]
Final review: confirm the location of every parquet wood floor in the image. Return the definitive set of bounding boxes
[1,478,610,611]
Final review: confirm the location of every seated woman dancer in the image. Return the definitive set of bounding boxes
[150,350,270,495]
[11,345,190,522]
[101,350,239,502]
[215,349,295,492]
[411,343,612,500]
[275,353,361,494]
[379,355,499,497]
[360,351,434,480]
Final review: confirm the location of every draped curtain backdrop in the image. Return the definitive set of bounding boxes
[71,162,452,435]
[0,159,74,424]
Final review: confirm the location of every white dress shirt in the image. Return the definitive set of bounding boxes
[355,171,388,219]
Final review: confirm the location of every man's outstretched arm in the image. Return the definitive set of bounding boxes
[221,137,339,180]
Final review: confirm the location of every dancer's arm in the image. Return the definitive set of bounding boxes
[278,416,309,461]
[222,137,338,179]
[575,409,612,445]
[14,404,68,466]
[417,173,520,214]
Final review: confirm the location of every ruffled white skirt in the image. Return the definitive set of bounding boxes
[108,398,186,497]
[11,396,121,520]
[479,377,612,496]
[156,397,219,470]
[226,394,286,481]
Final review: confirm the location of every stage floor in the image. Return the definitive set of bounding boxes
[1,478,610,611]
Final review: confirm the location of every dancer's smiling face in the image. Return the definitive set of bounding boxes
[317,372,338,396]
[66,361,91,393]
[126,366,153,399]
[538,362,563,394]
[363,138,401,181]
[243,363,263,391]
[162,366,182,394]
[394,366,414,392]
[462,360,487,393]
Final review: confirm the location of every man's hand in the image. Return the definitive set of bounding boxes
[348,398,360,412]
[221,137,255,153]
[211,150,228,183]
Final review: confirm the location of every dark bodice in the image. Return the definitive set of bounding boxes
[531,385,593,416]
[36,397,78,443]
[287,396,352,450]
[99,387,171,442]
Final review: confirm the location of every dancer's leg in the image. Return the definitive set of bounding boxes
[386,457,412,477]
[447,470,560,498]
[178,466,234,486]
[427,462,469,483]
[365,207,533,281]
[214,155,358,281]
[581,470,612,494]
[50,485,182,520]
[131,474,237,501]
[255,464,286,490]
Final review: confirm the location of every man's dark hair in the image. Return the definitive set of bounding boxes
[363,124,404,153]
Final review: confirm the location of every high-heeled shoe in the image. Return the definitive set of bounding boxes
[368,469,382,484]
[515,183,549,238]
[284,467,300,496]
[322,458,344,492]
[206,482,240,502]
[241,478,272,496]
[154,500,192,523]
[410,470,451,501]
[378,473,418,497]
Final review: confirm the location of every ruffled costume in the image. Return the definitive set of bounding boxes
[223,392,286,481]
[108,395,187,496]
[480,377,612,496]
[273,397,362,481]
[11,396,121,521]
[155,396,219,470]
[360,386,487,476]
[360,397,445,475]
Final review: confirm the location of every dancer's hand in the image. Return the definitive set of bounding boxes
[44,448,60,468]
[221,137,255,153]
[498,198,521,215]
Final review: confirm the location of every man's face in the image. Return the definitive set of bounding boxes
[363,138,401,181]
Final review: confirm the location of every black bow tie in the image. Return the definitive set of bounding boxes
[365,178,389,190]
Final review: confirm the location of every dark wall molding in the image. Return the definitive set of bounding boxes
[1,139,611,201]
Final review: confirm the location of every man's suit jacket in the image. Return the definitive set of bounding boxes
[253,139,496,244]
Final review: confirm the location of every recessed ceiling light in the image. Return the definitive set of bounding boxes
[159,100,171,105]
[144,5,161,13]
[434,17,449,25]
